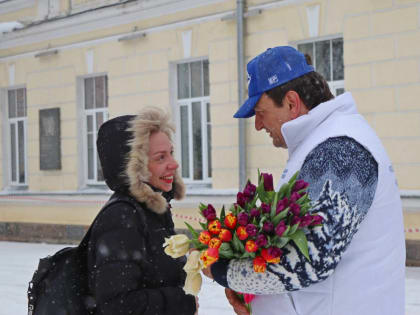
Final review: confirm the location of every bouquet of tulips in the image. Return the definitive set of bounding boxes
[163,171,323,298]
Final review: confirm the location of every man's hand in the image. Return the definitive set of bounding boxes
[225,288,250,315]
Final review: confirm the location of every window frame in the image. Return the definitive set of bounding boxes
[172,58,212,186]
[77,73,109,188]
[1,85,28,188]
[295,35,345,97]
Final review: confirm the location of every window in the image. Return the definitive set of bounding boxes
[7,87,27,185]
[83,75,108,184]
[298,37,344,96]
[176,60,211,183]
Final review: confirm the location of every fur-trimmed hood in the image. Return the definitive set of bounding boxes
[97,111,185,214]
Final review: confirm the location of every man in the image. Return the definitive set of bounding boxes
[204,46,406,315]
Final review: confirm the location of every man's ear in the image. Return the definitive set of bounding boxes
[284,91,308,119]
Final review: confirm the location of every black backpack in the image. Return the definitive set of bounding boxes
[27,195,146,315]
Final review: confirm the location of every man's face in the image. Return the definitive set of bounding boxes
[254,93,292,148]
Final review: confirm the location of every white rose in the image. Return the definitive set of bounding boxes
[183,250,203,274]
[183,271,203,296]
[163,234,190,258]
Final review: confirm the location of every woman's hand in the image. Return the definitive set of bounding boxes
[201,265,213,279]
[225,288,250,315]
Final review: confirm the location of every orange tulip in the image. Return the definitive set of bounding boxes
[208,237,222,249]
[253,256,267,273]
[200,247,219,268]
[208,220,222,235]
[224,213,237,229]
[198,230,211,245]
[245,240,258,253]
[236,226,248,241]
[261,248,281,263]
[219,228,232,242]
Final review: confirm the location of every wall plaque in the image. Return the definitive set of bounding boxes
[39,108,61,170]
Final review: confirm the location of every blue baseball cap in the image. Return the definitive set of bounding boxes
[234,46,314,118]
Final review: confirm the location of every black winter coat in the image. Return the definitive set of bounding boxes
[88,115,195,315]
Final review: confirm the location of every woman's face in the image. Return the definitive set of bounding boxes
[147,131,179,192]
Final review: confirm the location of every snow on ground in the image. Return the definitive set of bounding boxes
[1,241,420,315]
[0,241,231,315]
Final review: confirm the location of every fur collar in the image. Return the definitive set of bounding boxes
[125,111,185,214]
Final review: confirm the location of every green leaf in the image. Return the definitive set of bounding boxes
[236,204,245,213]
[288,171,299,184]
[231,232,242,252]
[297,188,309,195]
[220,206,226,225]
[191,239,207,250]
[232,232,245,253]
[219,242,234,259]
[220,242,233,252]
[267,234,272,246]
[240,251,256,259]
[270,191,279,220]
[278,183,289,200]
[185,222,199,239]
[272,207,289,226]
[199,203,207,212]
[288,223,300,235]
[257,183,267,203]
[290,229,310,261]
[286,182,294,199]
[230,204,238,216]
[267,191,275,200]
[258,215,267,228]
[252,217,258,226]
[282,224,291,236]
[249,195,258,209]
[296,194,308,205]
[300,204,311,216]
[199,222,207,230]
[275,237,290,248]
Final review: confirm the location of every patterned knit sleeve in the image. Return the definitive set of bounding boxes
[211,136,379,294]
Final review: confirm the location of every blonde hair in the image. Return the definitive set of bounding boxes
[126,106,175,183]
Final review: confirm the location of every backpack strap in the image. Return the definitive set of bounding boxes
[78,193,147,251]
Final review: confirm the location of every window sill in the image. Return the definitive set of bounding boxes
[1,185,29,193]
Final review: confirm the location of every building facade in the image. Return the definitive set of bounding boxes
[0,0,419,249]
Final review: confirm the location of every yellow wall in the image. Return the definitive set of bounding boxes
[0,0,419,236]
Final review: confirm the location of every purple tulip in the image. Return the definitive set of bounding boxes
[262,221,274,233]
[290,203,301,216]
[256,234,268,247]
[276,198,289,214]
[202,204,217,221]
[250,208,260,219]
[311,215,323,226]
[236,192,247,208]
[300,214,313,227]
[291,216,301,227]
[290,192,301,203]
[238,212,250,226]
[243,181,257,200]
[260,203,271,214]
[261,173,274,191]
[293,179,309,192]
[275,221,287,237]
[268,246,282,258]
[245,224,258,237]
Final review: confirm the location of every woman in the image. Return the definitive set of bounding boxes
[88,107,197,315]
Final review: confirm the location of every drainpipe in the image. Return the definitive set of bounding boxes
[237,0,246,190]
